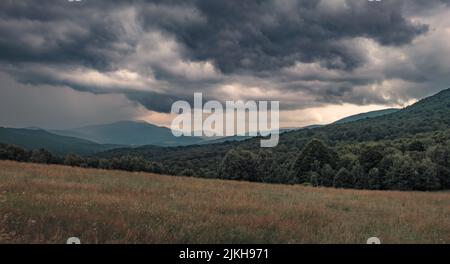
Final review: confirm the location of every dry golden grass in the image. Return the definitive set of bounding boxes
[0,160,449,244]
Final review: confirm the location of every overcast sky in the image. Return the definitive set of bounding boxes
[1,0,450,129]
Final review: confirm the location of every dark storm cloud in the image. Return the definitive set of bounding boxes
[0,0,135,70]
[0,0,429,71]
[126,91,186,113]
[0,0,448,116]
[143,0,427,73]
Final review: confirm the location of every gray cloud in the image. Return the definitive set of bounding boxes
[0,0,449,124]
[151,0,427,73]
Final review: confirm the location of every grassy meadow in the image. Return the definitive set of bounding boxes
[0,160,449,244]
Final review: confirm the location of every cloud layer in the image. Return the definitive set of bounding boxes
[1,0,450,127]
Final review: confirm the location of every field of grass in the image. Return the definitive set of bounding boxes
[0,160,449,244]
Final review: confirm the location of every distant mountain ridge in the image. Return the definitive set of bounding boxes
[0,127,118,155]
[96,88,450,180]
[51,121,307,147]
[4,89,448,157]
[52,120,204,146]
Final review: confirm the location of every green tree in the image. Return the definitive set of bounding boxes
[256,149,275,183]
[353,162,369,189]
[385,154,416,190]
[309,172,320,187]
[64,153,84,167]
[30,149,54,164]
[291,139,336,184]
[219,149,258,181]
[427,145,450,188]
[410,159,441,191]
[181,169,194,176]
[318,164,335,187]
[359,146,383,172]
[435,165,450,189]
[408,140,425,152]
[337,153,358,171]
[0,144,29,162]
[333,168,354,188]
[427,145,450,167]
[98,159,111,170]
[367,168,382,190]
[148,162,164,174]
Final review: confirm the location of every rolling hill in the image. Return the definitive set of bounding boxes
[3,88,450,190]
[52,121,303,147]
[96,88,450,184]
[333,108,400,124]
[0,127,119,155]
[2,88,450,191]
[52,120,205,146]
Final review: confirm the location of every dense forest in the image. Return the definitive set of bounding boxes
[2,88,450,191]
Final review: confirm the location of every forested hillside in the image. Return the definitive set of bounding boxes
[333,108,399,124]
[94,88,450,191]
[2,89,450,191]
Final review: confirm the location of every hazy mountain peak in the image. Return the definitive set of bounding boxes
[52,120,202,146]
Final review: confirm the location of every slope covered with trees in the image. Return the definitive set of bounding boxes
[333,108,399,124]
[2,88,450,191]
[93,88,450,191]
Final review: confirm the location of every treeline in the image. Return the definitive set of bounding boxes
[218,139,450,191]
[0,143,164,174]
[2,135,450,191]
[86,89,450,191]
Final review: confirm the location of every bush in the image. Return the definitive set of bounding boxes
[0,144,29,162]
[30,149,54,164]
[64,153,84,167]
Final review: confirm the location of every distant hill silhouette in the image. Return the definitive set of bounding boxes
[0,127,118,155]
[52,120,204,146]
